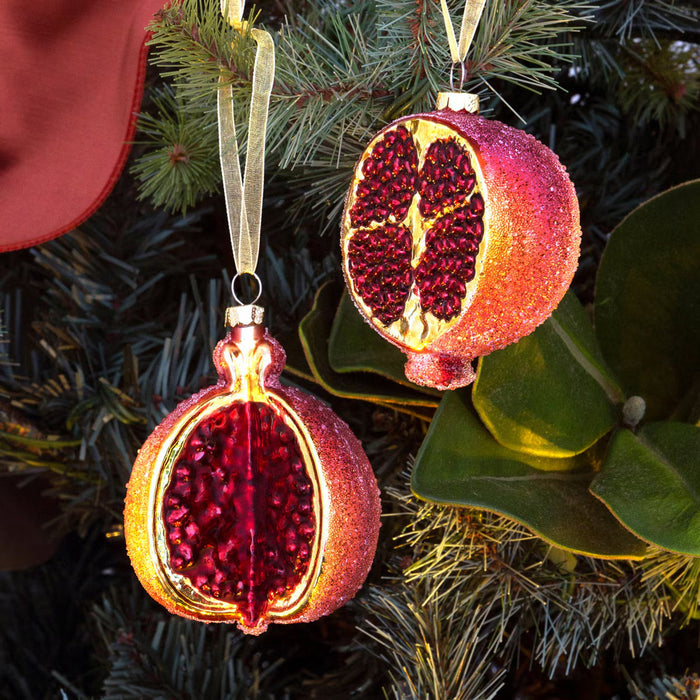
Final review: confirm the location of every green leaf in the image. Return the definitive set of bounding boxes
[412,391,648,558]
[329,292,441,396]
[595,179,700,421]
[591,422,700,555]
[299,283,440,410]
[473,292,623,457]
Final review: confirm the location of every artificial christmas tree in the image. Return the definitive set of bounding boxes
[1,0,699,697]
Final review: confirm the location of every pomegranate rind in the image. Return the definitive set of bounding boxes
[341,108,581,390]
[124,331,380,634]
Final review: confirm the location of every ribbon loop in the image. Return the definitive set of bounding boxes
[218,4,275,279]
[220,0,245,30]
[439,0,487,65]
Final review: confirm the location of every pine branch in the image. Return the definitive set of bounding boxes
[92,579,384,699]
[642,549,700,624]
[131,86,222,213]
[93,584,288,699]
[362,585,506,699]
[134,0,595,214]
[360,479,684,694]
[626,669,700,699]
[590,0,697,41]
[0,529,117,699]
[0,195,341,536]
[0,211,224,533]
[146,2,259,98]
[617,39,699,132]
[132,0,697,223]
[464,0,592,95]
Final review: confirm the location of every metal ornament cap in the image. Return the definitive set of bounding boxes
[124,327,381,634]
[225,304,264,329]
[436,92,480,113]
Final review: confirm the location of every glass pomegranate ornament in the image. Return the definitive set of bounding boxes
[341,93,582,390]
[124,306,381,635]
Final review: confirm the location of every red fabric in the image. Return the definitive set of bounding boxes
[0,0,167,252]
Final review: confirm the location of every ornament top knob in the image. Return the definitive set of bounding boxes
[225,304,265,343]
[436,92,480,113]
[225,304,265,328]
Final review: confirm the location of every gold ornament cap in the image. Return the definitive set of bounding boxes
[225,304,265,328]
[436,92,480,113]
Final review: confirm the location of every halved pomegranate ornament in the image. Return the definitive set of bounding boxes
[125,306,381,634]
[341,93,582,390]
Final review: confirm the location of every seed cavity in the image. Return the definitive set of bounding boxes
[415,200,484,320]
[346,224,413,325]
[350,126,418,228]
[162,402,315,628]
[418,138,476,219]
[347,126,485,330]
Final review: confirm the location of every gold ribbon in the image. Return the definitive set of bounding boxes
[221,0,245,29]
[439,0,487,65]
[218,1,275,277]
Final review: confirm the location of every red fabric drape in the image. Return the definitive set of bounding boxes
[0,0,167,252]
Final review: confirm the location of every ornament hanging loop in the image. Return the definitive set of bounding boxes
[218,0,275,285]
[440,0,486,92]
[231,271,262,306]
[449,61,467,92]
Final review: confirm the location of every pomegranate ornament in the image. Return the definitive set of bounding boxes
[125,306,381,634]
[341,92,581,390]
[124,1,381,634]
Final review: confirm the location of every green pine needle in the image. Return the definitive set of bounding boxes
[131,86,221,214]
[360,479,686,693]
[642,548,700,624]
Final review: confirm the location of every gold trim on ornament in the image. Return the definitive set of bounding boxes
[436,92,480,113]
[225,304,265,329]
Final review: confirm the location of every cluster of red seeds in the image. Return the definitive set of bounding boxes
[418,139,477,218]
[348,129,485,324]
[346,224,413,325]
[415,198,484,320]
[350,126,418,228]
[162,402,315,627]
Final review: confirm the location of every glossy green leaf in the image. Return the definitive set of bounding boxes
[412,391,647,558]
[299,283,439,409]
[595,179,700,421]
[591,422,700,555]
[473,292,623,457]
[329,292,440,397]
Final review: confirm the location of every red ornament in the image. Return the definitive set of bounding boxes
[125,311,381,635]
[341,94,581,390]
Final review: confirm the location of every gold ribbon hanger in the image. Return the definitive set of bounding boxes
[439,0,487,89]
[218,0,275,302]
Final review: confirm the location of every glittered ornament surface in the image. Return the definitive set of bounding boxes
[341,101,581,390]
[125,320,381,634]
